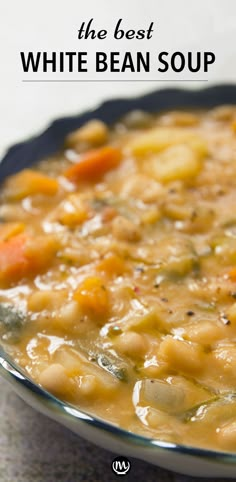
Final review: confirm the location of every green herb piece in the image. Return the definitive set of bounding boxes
[0,303,25,330]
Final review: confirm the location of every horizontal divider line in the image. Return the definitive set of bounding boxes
[22,79,209,83]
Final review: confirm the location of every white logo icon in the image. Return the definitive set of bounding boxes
[112,457,131,476]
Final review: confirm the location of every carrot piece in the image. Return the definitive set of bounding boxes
[231,119,236,133]
[74,276,109,317]
[0,234,58,286]
[96,254,127,277]
[64,146,122,182]
[228,267,236,282]
[3,169,58,200]
[0,234,29,284]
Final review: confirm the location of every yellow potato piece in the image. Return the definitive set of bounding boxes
[146,144,202,183]
[3,169,58,201]
[158,336,205,376]
[28,289,67,313]
[66,120,108,148]
[56,195,89,227]
[127,126,207,157]
[183,321,225,345]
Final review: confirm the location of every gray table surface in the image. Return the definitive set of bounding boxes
[0,377,233,482]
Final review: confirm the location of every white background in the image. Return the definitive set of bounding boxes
[0,0,235,158]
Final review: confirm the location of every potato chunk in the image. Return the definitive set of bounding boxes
[51,194,89,227]
[127,127,207,157]
[158,337,205,376]
[2,169,58,201]
[28,290,67,313]
[111,216,141,242]
[183,321,225,345]
[121,174,164,203]
[160,111,199,127]
[146,145,202,183]
[65,120,108,148]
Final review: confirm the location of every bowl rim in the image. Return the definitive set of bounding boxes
[1,83,236,465]
[1,345,236,465]
[1,83,236,181]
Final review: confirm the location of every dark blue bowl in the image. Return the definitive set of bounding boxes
[1,84,236,182]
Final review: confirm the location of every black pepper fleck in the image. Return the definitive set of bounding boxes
[186,310,195,317]
[135,266,145,273]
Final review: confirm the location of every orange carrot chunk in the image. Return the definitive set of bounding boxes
[0,234,58,286]
[228,267,236,282]
[96,254,127,277]
[74,276,109,317]
[64,146,122,182]
[0,234,29,284]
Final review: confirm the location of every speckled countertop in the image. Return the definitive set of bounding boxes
[0,377,232,482]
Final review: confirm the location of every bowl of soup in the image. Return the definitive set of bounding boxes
[1,85,236,477]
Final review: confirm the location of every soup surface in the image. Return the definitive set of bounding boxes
[1,107,236,452]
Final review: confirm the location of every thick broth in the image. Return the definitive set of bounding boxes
[1,107,236,451]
